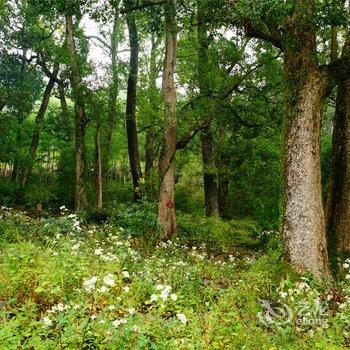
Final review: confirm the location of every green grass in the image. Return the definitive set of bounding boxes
[0,207,350,349]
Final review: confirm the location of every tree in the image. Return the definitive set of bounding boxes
[157,0,178,239]
[124,0,143,202]
[65,3,89,211]
[20,63,60,186]
[327,33,350,257]
[197,0,219,216]
[230,0,350,277]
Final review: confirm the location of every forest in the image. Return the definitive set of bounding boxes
[1,0,350,348]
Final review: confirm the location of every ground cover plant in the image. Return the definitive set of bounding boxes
[2,206,350,349]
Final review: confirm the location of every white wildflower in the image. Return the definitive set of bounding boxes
[176,313,187,324]
[279,291,288,299]
[127,308,136,315]
[170,293,178,301]
[72,243,80,251]
[150,294,158,302]
[83,276,98,291]
[112,318,128,327]
[98,286,109,293]
[43,316,53,327]
[160,286,172,300]
[122,271,130,279]
[103,274,115,286]
[94,248,103,256]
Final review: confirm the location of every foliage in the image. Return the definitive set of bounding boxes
[0,208,350,349]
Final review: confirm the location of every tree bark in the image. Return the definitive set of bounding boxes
[125,0,143,202]
[157,0,178,239]
[326,35,350,256]
[197,0,218,217]
[94,122,103,209]
[65,12,88,211]
[282,9,330,277]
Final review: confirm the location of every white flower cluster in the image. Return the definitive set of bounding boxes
[47,303,71,313]
[176,313,187,324]
[82,273,115,293]
[94,247,118,262]
[149,284,177,303]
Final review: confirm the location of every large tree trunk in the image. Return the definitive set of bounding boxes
[326,35,350,256]
[20,65,59,186]
[157,0,178,239]
[197,0,218,217]
[125,0,142,202]
[282,15,330,277]
[94,122,103,209]
[65,12,88,211]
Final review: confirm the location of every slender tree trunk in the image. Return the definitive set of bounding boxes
[94,122,103,209]
[282,16,330,277]
[145,34,161,196]
[65,12,88,211]
[125,0,142,202]
[157,0,178,239]
[326,35,350,256]
[20,65,59,185]
[217,152,230,219]
[12,50,27,184]
[11,117,24,183]
[197,0,218,217]
[58,81,73,142]
[102,9,120,186]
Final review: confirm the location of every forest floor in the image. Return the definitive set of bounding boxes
[0,206,350,349]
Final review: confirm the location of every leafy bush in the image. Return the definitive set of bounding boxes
[177,212,263,252]
[112,200,158,237]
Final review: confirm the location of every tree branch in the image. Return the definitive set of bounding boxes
[243,19,283,49]
[176,120,208,150]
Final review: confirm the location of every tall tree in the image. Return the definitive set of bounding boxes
[327,33,350,256]
[232,0,349,277]
[280,1,330,277]
[94,121,103,209]
[145,32,162,196]
[197,0,219,216]
[65,6,88,211]
[157,0,178,239]
[124,0,143,202]
[102,4,120,187]
[20,63,60,186]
